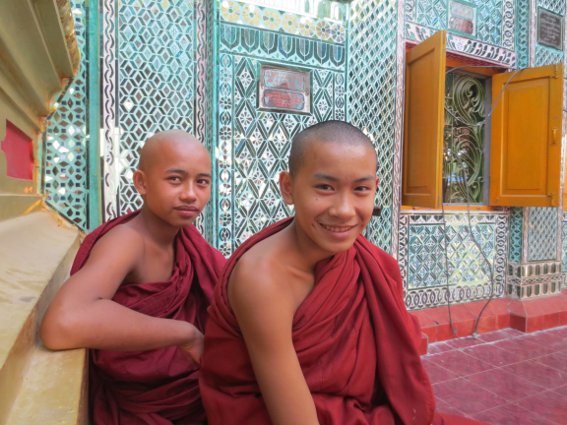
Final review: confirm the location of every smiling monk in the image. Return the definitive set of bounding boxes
[41,130,225,424]
[200,121,486,425]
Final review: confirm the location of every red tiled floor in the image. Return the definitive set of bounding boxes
[423,325,567,424]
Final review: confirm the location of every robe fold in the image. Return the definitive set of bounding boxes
[70,210,226,425]
[200,218,486,425]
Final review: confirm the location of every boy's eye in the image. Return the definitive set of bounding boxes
[197,178,211,186]
[315,184,333,191]
[168,176,181,183]
[355,185,371,192]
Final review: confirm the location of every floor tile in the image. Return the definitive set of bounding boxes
[463,368,543,401]
[422,358,459,383]
[513,390,567,424]
[462,344,528,366]
[501,360,567,389]
[477,328,524,343]
[535,351,567,374]
[472,403,558,425]
[427,351,495,377]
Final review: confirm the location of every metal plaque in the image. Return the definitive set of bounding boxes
[258,64,311,114]
[537,8,563,50]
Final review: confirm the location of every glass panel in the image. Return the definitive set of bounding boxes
[443,71,487,204]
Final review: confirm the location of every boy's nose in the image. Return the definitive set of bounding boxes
[180,183,197,201]
[330,195,355,218]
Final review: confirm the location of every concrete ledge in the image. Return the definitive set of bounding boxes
[0,211,86,425]
[413,290,567,353]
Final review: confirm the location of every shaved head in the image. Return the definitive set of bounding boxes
[138,130,204,171]
[289,121,376,176]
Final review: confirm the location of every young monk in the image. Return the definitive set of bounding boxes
[41,130,225,425]
[199,121,486,425]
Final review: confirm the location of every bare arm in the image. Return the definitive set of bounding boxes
[229,262,320,425]
[40,227,202,360]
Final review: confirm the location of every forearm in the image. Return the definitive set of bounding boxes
[41,298,197,352]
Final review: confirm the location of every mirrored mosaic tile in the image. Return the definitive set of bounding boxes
[538,0,566,15]
[43,0,89,230]
[348,0,399,252]
[399,213,507,310]
[509,208,523,262]
[528,208,559,261]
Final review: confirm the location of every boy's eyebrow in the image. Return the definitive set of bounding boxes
[313,173,375,182]
[165,168,212,178]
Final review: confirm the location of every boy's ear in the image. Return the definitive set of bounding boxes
[133,170,147,195]
[279,171,294,205]
[375,176,380,189]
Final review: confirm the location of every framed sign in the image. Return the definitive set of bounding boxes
[448,0,476,36]
[537,8,563,50]
[258,64,311,114]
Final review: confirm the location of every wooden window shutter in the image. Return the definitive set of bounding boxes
[402,30,447,208]
[490,64,563,207]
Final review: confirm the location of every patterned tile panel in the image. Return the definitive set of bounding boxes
[43,1,89,230]
[528,208,559,261]
[100,0,196,218]
[515,0,530,68]
[535,45,564,66]
[215,16,347,255]
[508,208,523,262]
[405,0,510,47]
[348,0,399,253]
[538,0,566,15]
[399,212,507,310]
[219,25,346,71]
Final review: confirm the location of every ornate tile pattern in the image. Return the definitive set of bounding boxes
[535,45,564,66]
[527,208,559,261]
[215,13,347,255]
[399,212,507,310]
[348,0,399,252]
[515,0,530,68]
[538,0,566,15]
[98,0,197,221]
[43,1,89,229]
[508,208,523,262]
[405,0,517,66]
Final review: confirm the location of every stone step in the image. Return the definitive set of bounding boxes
[0,211,87,425]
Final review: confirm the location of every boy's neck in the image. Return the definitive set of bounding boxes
[284,221,334,272]
[136,208,181,247]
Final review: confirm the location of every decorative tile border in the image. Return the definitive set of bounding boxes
[507,261,565,298]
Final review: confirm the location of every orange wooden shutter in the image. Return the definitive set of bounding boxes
[490,64,563,207]
[402,31,447,209]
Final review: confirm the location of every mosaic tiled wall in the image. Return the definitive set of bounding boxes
[400,212,507,309]
[347,0,400,253]
[43,0,89,229]
[214,1,347,255]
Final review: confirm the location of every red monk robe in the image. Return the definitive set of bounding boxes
[200,218,486,425]
[70,211,225,425]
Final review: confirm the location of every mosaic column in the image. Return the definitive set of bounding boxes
[506,0,566,299]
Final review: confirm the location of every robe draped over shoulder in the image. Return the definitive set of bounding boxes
[200,218,486,425]
[70,210,226,425]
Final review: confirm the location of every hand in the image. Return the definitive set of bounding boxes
[179,325,204,364]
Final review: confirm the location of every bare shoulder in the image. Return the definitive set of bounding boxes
[88,220,145,261]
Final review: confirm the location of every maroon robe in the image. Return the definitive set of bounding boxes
[70,211,225,425]
[200,218,486,425]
